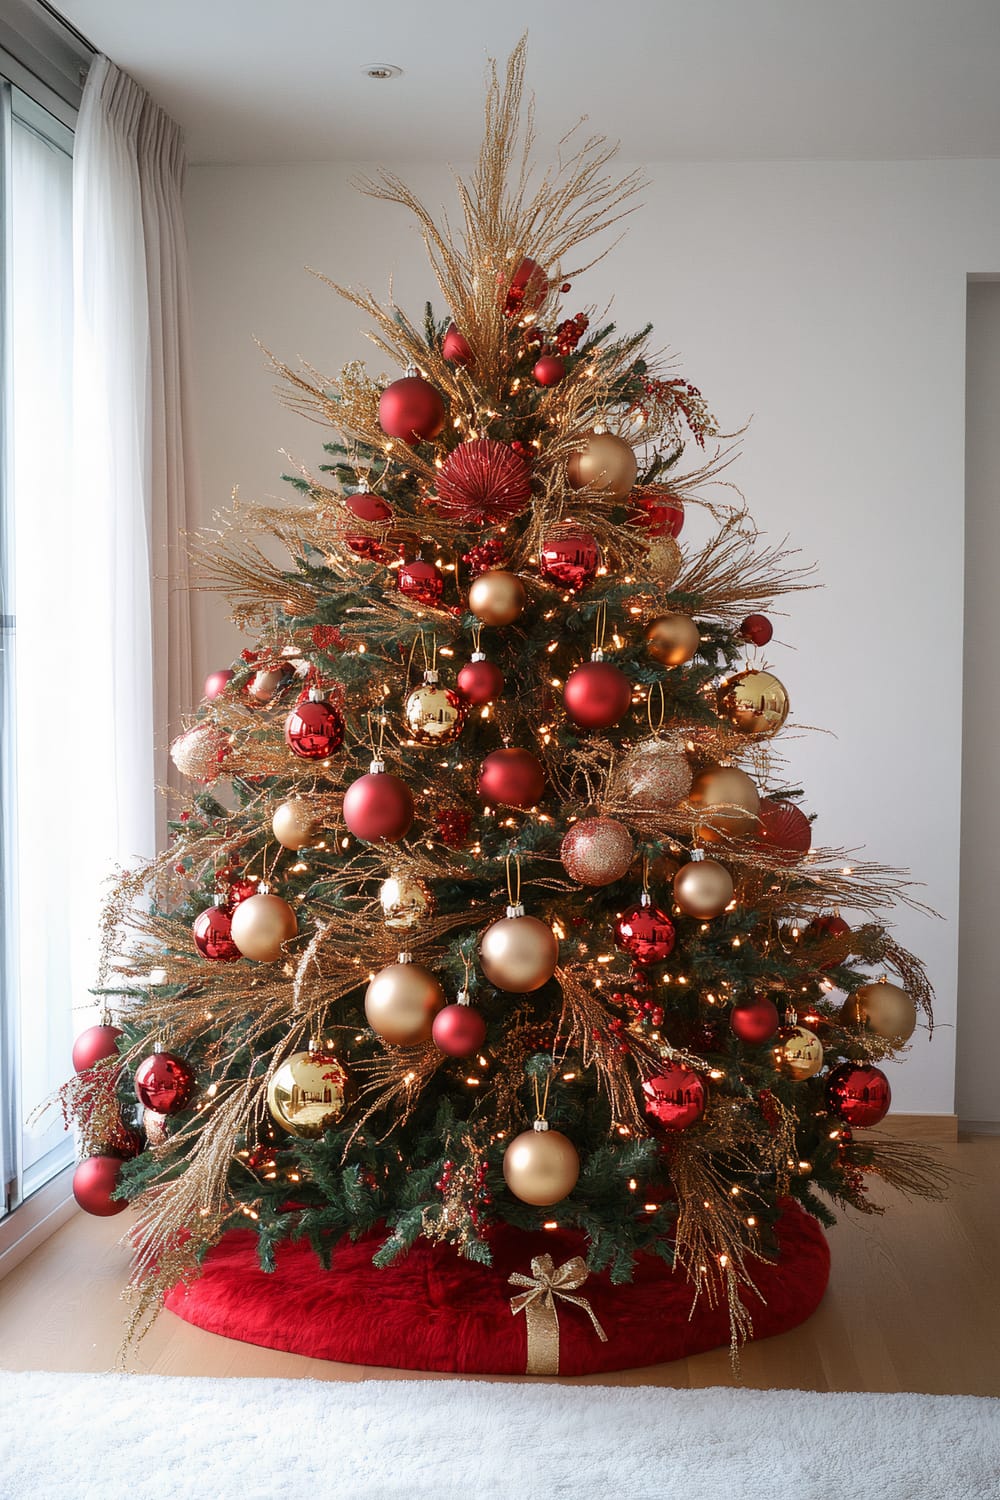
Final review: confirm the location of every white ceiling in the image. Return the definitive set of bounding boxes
[54,0,1000,165]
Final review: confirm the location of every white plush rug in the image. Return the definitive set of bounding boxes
[1,1370,997,1499]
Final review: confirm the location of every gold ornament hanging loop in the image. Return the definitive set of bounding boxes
[647,679,666,735]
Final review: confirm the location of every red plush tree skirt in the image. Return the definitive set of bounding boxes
[165,1202,829,1375]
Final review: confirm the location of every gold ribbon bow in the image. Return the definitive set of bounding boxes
[508,1254,608,1375]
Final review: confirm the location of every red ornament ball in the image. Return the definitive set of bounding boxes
[539,530,599,592]
[344,490,392,558]
[564,659,632,730]
[740,613,774,647]
[478,747,546,809]
[398,557,445,607]
[629,490,685,539]
[72,1023,122,1074]
[134,1051,195,1115]
[457,656,504,705]
[284,696,345,760]
[614,899,676,965]
[807,913,851,940]
[192,903,241,963]
[225,878,258,911]
[73,1155,129,1217]
[343,769,414,843]
[432,1002,487,1057]
[442,322,474,365]
[826,1063,892,1128]
[203,668,234,700]
[643,1066,706,1131]
[435,439,532,526]
[378,375,445,444]
[503,256,548,315]
[730,996,780,1045]
[533,354,566,386]
[756,798,812,862]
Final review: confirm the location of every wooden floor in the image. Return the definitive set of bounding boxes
[1,1134,997,1394]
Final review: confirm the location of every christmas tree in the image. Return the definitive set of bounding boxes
[63,42,945,1360]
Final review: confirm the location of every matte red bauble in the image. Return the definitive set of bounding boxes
[740,613,774,647]
[629,490,685,538]
[756,798,812,861]
[826,1063,891,1128]
[343,767,414,843]
[378,375,445,444]
[478,747,546,809]
[564,658,632,730]
[72,1156,128,1217]
[134,1051,195,1115]
[643,1066,706,1131]
[503,255,548,314]
[457,656,504,705]
[539,530,599,592]
[284,695,344,760]
[203,668,234,700]
[533,354,566,386]
[730,996,780,1045]
[72,1023,122,1074]
[398,557,445,607]
[432,1001,487,1057]
[435,439,532,526]
[225,878,258,912]
[442,322,474,365]
[614,897,676,965]
[192,903,241,963]
[345,490,392,558]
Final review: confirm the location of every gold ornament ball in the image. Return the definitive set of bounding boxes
[480,914,558,993]
[645,535,682,587]
[266,1050,350,1138]
[230,892,298,962]
[644,613,701,667]
[364,961,445,1045]
[841,980,916,1042]
[617,738,693,813]
[379,872,434,930]
[560,817,635,887]
[249,667,289,704]
[143,1109,170,1147]
[672,858,735,919]
[170,723,228,782]
[467,570,526,626]
[688,765,760,842]
[272,798,320,851]
[566,431,637,500]
[773,1025,824,1080]
[402,682,467,745]
[717,669,790,738]
[503,1124,580,1205]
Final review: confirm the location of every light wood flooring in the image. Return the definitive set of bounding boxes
[0,1133,997,1394]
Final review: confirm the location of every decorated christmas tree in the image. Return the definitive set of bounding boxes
[62,42,945,1366]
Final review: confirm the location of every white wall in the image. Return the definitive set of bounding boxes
[184,157,1000,1115]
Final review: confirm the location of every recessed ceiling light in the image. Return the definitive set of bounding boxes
[363,64,403,81]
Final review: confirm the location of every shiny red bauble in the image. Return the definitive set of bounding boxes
[629,491,685,538]
[457,657,504,705]
[564,659,632,730]
[643,1066,706,1131]
[478,747,546,809]
[192,903,241,963]
[203,668,234,700]
[344,490,392,558]
[343,769,414,843]
[533,354,566,386]
[503,256,548,314]
[225,878,258,911]
[614,899,676,965]
[740,613,774,647]
[134,1051,195,1115]
[432,1002,487,1057]
[378,375,445,444]
[71,1023,123,1074]
[398,557,445,607]
[284,696,345,760]
[730,995,780,1045]
[807,913,851,940]
[72,1155,129,1216]
[756,798,812,861]
[539,530,599,592]
[435,438,532,526]
[826,1063,891,1128]
[442,322,474,365]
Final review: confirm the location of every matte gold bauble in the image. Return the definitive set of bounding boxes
[467,569,526,626]
[645,535,682,587]
[479,911,559,992]
[271,798,320,851]
[716,669,790,737]
[248,666,291,704]
[841,980,916,1042]
[688,765,760,842]
[402,679,467,746]
[229,892,298,962]
[364,960,445,1045]
[379,873,434,931]
[503,1123,580,1205]
[773,1025,824,1080]
[266,1049,350,1138]
[616,738,693,813]
[672,856,735,919]
[566,431,637,500]
[644,613,701,666]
